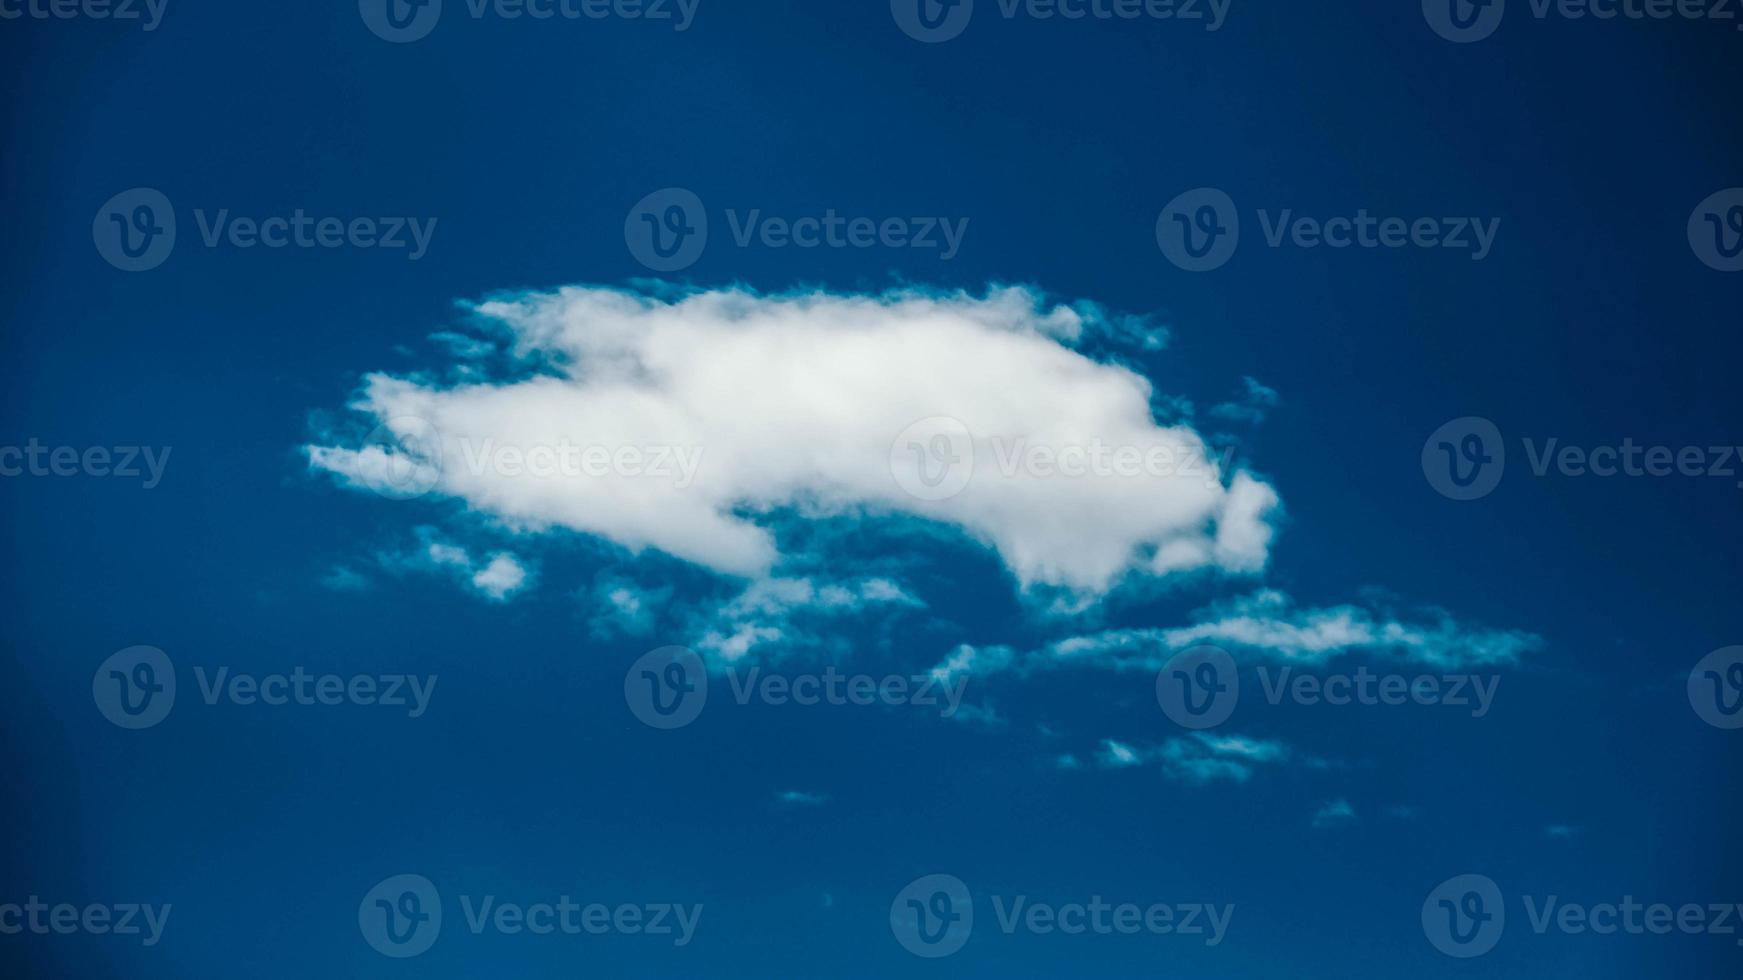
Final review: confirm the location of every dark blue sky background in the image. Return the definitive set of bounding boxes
[3,1,1740,976]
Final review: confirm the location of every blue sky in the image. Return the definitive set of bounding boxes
[3,1,1741,977]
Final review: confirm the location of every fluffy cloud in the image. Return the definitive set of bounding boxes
[979,589,1540,676]
[1081,733,1294,784]
[688,575,923,666]
[1311,798,1358,828]
[470,553,530,601]
[930,643,1016,687]
[306,284,1280,597]
[930,589,1537,691]
[585,572,672,638]
[1208,376,1281,426]
[319,565,372,592]
[371,529,534,602]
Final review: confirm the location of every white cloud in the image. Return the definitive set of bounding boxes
[1208,376,1281,426]
[696,622,784,664]
[375,529,533,602]
[1097,738,1144,768]
[471,553,530,601]
[774,790,827,807]
[947,701,1006,729]
[1311,798,1358,828]
[929,643,1015,687]
[428,330,496,360]
[426,541,470,568]
[687,574,923,666]
[925,589,1539,690]
[1161,733,1292,784]
[997,589,1540,676]
[1155,590,1538,668]
[1193,734,1289,762]
[585,572,671,638]
[320,565,372,592]
[306,284,1280,597]
[1081,733,1294,784]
